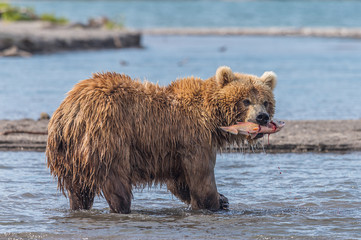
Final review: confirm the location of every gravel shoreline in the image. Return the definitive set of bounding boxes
[1,119,360,153]
[142,27,361,38]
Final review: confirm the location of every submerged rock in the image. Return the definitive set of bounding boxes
[0,45,32,57]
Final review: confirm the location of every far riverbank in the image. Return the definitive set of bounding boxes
[2,21,361,56]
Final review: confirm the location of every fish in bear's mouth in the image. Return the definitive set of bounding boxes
[252,121,270,139]
[219,120,285,139]
[250,122,266,139]
[238,120,266,139]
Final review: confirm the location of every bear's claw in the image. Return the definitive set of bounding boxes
[219,193,229,210]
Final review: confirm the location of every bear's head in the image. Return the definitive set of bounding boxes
[207,66,277,140]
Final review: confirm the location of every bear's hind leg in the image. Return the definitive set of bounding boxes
[167,179,191,205]
[66,181,95,211]
[102,174,132,214]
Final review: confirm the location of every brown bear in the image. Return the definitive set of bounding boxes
[46,66,277,213]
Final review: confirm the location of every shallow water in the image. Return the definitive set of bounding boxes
[1,35,361,120]
[1,151,361,239]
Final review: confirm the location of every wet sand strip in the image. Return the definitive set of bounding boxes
[0,119,360,153]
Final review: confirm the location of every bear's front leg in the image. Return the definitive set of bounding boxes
[187,178,227,211]
[183,148,227,211]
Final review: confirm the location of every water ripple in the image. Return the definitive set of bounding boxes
[1,152,361,239]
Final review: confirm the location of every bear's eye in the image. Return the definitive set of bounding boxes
[263,101,269,107]
[243,99,251,107]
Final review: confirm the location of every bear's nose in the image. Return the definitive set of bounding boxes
[256,113,270,125]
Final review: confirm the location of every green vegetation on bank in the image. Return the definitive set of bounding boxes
[0,2,68,24]
[0,2,124,28]
[104,17,124,30]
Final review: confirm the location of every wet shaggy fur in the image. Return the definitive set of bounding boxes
[46,66,277,213]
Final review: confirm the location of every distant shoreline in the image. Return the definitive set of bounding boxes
[2,21,361,56]
[0,119,360,153]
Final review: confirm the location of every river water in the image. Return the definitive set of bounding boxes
[1,151,361,239]
[2,1,361,120]
[1,35,361,120]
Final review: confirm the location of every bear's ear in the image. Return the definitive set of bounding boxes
[260,71,277,90]
[215,66,235,87]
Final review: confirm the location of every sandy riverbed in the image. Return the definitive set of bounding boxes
[0,119,360,153]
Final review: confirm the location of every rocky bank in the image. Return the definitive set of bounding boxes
[0,21,141,56]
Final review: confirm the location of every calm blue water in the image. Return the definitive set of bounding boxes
[1,152,361,239]
[9,0,361,28]
[1,35,361,120]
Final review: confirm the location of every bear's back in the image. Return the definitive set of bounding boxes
[69,72,164,101]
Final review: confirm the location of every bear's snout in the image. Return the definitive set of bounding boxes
[256,113,270,126]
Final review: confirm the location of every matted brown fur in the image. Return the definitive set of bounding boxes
[46,66,277,213]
